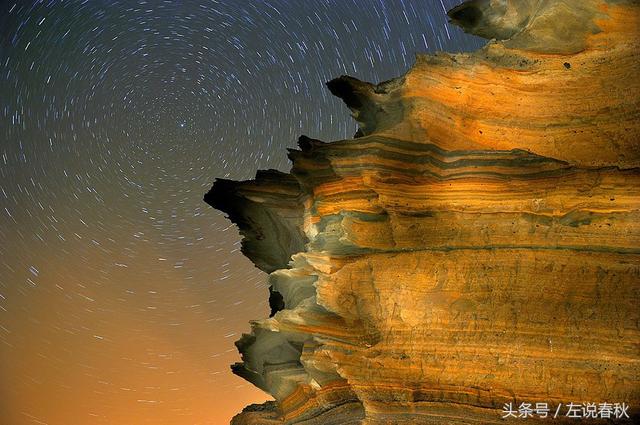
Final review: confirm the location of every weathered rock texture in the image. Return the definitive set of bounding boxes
[205,1,640,423]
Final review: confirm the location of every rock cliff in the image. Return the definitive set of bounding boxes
[205,1,640,423]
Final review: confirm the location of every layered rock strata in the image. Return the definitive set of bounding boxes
[204,1,640,423]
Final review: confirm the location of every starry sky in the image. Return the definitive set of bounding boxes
[0,1,481,424]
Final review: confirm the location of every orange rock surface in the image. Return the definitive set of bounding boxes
[205,1,640,423]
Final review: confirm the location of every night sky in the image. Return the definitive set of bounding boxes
[0,1,481,424]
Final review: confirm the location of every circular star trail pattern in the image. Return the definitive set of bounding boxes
[0,1,482,424]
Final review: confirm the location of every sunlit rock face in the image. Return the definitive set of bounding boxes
[204,1,640,423]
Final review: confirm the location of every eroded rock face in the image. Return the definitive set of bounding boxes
[205,1,640,423]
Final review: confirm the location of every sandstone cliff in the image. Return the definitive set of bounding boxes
[205,1,640,423]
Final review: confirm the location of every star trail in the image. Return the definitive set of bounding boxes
[0,1,481,423]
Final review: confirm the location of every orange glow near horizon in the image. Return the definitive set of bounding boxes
[0,229,272,425]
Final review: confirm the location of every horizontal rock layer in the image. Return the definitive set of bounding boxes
[205,1,640,424]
